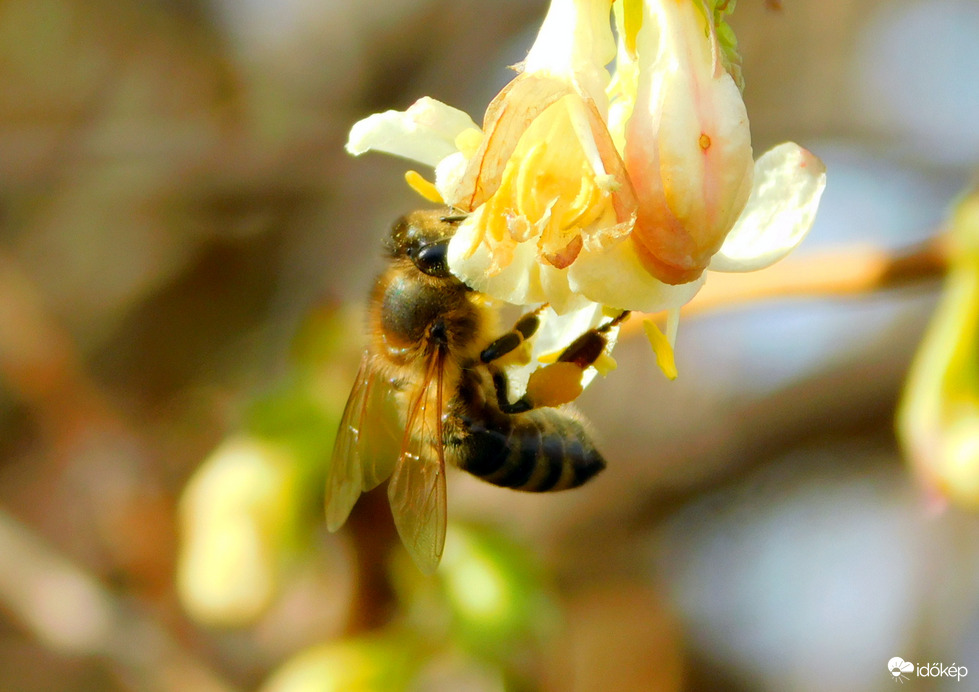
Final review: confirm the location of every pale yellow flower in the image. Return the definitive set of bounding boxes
[177,437,301,625]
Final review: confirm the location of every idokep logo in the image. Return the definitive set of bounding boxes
[888,656,968,683]
[888,658,914,683]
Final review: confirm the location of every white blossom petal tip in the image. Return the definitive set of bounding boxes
[345,97,479,168]
[709,142,827,273]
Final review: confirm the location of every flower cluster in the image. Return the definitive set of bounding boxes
[348,0,825,374]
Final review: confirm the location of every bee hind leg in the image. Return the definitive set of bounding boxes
[549,310,630,369]
[492,310,631,411]
[489,367,533,414]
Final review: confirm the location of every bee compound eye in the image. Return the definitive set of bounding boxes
[413,241,450,277]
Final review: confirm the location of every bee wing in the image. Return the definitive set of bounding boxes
[358,364,404,491]
[387,348,447,574]
[325,352,402,531]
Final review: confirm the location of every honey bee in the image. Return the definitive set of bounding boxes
[326,209,624,572]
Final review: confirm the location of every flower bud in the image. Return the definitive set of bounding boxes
[177,436,302,626]
[898,192,979,506]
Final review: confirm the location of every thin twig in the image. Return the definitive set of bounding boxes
[621,238,948,336]
[691,239,947,312]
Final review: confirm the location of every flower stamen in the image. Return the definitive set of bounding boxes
[642,318,678,380]
[405,170,444,203]
[516,142,549,223]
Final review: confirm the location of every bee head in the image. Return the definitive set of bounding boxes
[387,209,466,279]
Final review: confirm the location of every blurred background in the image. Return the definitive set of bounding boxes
[1,0,978,690]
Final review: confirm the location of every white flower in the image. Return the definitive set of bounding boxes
[346,0,826,375]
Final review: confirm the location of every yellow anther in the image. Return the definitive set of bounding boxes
[463,214,484,259]
[595,173,620,194]
[623,0,643,61]
[455,128,483,158]
[516,141,548,222]
[561,175,605,231]
[560,178,589,228]
[593,352,618,376]
[536,349,561,365]
[487,197,507,242]
[526,362,584,407]
[643,319,678,380]
[405,170,443,203]
[508,215,534,243]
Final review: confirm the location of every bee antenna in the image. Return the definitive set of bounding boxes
[597,310,631,333]
[439,211,469,224]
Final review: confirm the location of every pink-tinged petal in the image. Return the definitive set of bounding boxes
[346,97,478,167]
[568,235,704,313]
[710,143,827,272]
[575,94,640,227]
[444,74,575,210]
[444,0,621,210]
[524,0,617,110]
[542,234,584,269]
[624,0,753,284]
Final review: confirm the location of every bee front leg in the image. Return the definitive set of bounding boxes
[479,307,545,365]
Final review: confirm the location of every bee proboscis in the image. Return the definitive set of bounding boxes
[326,209,621,572]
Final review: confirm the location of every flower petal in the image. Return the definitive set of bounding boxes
[445,74,574,210]
[447,214,547,305]
[568,236,704,312]
[540,263,591,315]
[524,0,617,108]
[623,0,754,284]
[434,151,470,203]
[345,97,479,168]
[709,142,827,272]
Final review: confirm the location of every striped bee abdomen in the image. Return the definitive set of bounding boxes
[451,407,606,492]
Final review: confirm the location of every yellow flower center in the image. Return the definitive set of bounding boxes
[463,94,617,275]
